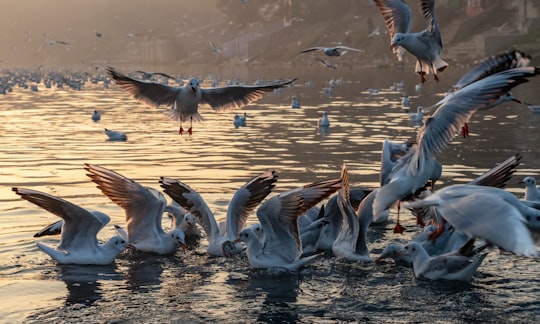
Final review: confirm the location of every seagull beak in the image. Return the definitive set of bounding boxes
[191,86,197,94]
[512,98,523,104]
[178,242,187,252]
[375,256,384,263]
[232,238,241,244]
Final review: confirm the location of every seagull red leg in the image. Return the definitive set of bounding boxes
[393,201,405,234]
[187,116,193,135]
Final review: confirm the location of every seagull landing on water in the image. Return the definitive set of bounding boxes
[107,67,296,135]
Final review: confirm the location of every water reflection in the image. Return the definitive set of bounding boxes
[248,273,300,323]
[57,264,123,306]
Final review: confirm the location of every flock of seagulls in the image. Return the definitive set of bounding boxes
[10,1,540,283]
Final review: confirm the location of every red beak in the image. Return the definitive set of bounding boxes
[512,98,522,104]
[191,86,197,94]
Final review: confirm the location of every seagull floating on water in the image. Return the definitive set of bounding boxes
[13,187,127,265]
[104,128,126,141]
[84,164,186,255]
[235,175,342,271]
[159,171,278,257]
[520,176,540,201]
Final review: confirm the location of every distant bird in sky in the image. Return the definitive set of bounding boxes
[316,58,337,70]
[367,16,381,38]
[300,45,364,57]
[107,67,296,135]
[209,41,223,53]
[374,0,448,83]
[35,38,70,54]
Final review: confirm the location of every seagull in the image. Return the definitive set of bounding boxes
[332,164,373,262]
[407,153,523,233]
[84,164,186,255]
[131,70,176,82]
[402,94,411,108]
[299,45,364,57]
[407,106,424,125]
[433,50,532,137]
[209,41,223,53]
[233,112,247,128]
[367,16,381,38]
[520,176,540,201]
[235,175,342,271]
[316,58,337,69]
[13,187,127,265]
[291,96,301,109]
[159,171,278,257]
[104,128,126,141]
[107,67,296,135]
[379,139,413,187]
[92,110,101,122]
[400,241,489,281]
[404,185,539,257]
[35,38,70,54]
[374,0,448,82]
[319,111,330,127]
[373,66,540,229]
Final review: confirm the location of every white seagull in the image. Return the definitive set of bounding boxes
[332,164,373,262]
[159,171,278,257]
[107,67,295,135]
[374,0,448,82]
[520,176,540,201]
[404,185,539,257]
[84,164,186,255]
[235,176,342,271]
[373,66,540,227]
[319,111,330,127]
[400,241,488,281]
[13,187,127,265]
[299,45,364,57]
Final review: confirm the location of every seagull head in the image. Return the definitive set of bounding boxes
[391,33,405,49]
[188,78,200,94]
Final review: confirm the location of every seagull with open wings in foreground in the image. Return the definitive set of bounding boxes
[107,67,296,135]
[84,164,186,255]
[13,187,127,265]
[159,171,278,257]
[373,66,540,232]
[235,175,342,271]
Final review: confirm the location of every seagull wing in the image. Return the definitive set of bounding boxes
[159,177,220,241]
[200,79,296,111]
[107,67,179,109]
[13,187,106,251]
[226,171,278,240]
[454,50,531,90]
[84,164,166,244]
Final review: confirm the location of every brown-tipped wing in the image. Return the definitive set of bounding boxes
[200,79,296,111]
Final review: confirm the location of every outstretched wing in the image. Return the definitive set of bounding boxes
[200,79,296,111]
[107,67,179,109]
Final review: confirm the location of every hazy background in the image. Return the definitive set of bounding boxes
[1,0,539,72]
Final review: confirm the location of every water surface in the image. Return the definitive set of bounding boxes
[1,65,539,323]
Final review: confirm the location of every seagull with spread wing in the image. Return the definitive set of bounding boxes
[107,67,295,135]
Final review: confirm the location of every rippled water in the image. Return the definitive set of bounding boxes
[1,65,539,323]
